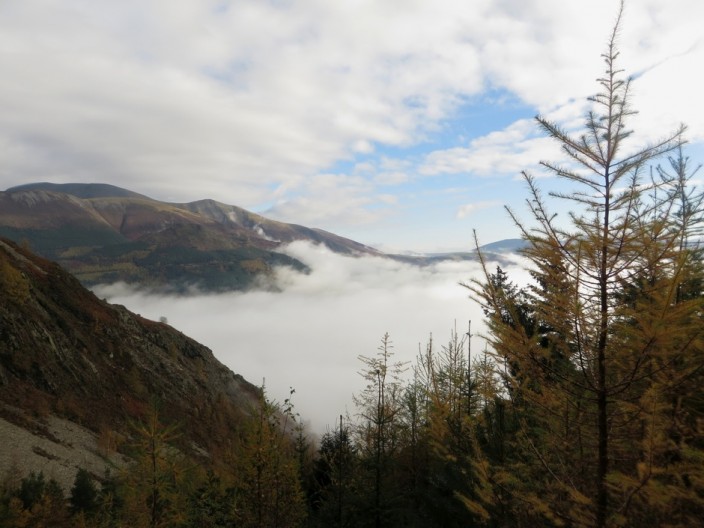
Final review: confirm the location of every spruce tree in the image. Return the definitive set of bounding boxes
[69,468,98,516]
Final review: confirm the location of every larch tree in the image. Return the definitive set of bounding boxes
[121,407,190,528]
[231,386,306,528]
[469,2,702,526]
[418,330,493,527]
[354,333,408,528]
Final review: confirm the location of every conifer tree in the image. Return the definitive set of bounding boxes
[310,416,358,527]
[185,471,235,528]
[121,407,190,528]
[416,331,492,527]
[231,386,306,528]
[470,2,701,526]
[70,468,98,517]
[8,472,70,527]
[354,333,407,528]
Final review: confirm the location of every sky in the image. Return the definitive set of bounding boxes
[95,242,533,434]
[1,0,703,252]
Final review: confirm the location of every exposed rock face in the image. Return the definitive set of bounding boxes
[0,408,129,492]
[0,237,260,486]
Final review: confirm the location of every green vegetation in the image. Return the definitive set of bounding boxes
[56,241,309,292]
[127,246,308,292]
[0,226,127,258]
[0,251,30,304]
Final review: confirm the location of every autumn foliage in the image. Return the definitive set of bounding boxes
[1,3,702,528]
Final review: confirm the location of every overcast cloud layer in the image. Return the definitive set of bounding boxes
[2,1,703,250]
[94,242,531,434]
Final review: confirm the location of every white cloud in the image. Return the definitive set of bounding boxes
[456,201,501,219]
[1,0,702,248]
[374,171,409,186]
[94,241,532,434]
[262,172,393,228]
[420,119,560,177]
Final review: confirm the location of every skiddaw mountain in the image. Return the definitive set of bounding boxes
[0,182,381,292]
[0,182,523,292]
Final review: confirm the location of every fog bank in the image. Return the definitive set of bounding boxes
[95,242,530,435]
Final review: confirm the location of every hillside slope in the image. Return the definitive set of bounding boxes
[0,237,260,487]
[0,183,379,292]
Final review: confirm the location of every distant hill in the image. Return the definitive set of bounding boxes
[477,238,527,253]
[0,236,260,489]
[0,183,380,292]
[388,238,526,267]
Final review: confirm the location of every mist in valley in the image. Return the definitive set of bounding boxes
[94,241,530,435]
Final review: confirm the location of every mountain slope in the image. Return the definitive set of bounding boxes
[0,182,525,292]
[0,183,379,292]
[0,236,260,486]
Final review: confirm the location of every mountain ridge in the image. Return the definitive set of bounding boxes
[0,183,379,292]
[7,182,150,200]
[1,182,523,292]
